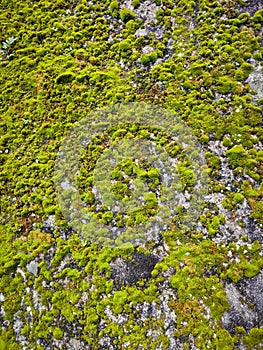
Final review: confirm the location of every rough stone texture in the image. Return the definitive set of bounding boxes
[68,339,88,350]
[237,271,263,317]
[222,282,259,333]
[110,252,159,286]
[13,313,27,346]
[222,273,263,336]
[246,60,263,102]
[121,0,159,25]
[42,214,56,231]
[135,25,166,40]
[236,0,263,16]
[26,260,39,277]
[142,45,155,54]
[120,0,175,67]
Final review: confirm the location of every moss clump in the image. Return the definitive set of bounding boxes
[140,54,151,65]
[140,51,158,65]
[238,12,250,24]
[131,0,141,9]
[252,9,263,23]
[52,327,63,339]
[222,137,232,147]
[242,328,263,350]
[109,1,120,17]
[232,192,244,205]
[101,211,114,224]
[56,72,75,84]
[119,39,131,52]
[82,191,95,205]
[216,76,237,94]
[242,261,260,278]
[235,62,254,81]
[144,192,158,209]
[226,145,247,168]
[120,8,135,23]
[125,19,140,34]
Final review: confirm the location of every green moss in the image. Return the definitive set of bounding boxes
[148,168,160,181]
[233,192,244,204]
[243,262,260,278]
[1,0,263,348]
[112,290,128,314]
[253,51,262,61]
[120,8,135,23]
[222,137,232,147]
[0,329,21,350]
[144,192,158,208]
[155,8,164,24]
[252,9,263,23]
[216,76,237,94]
[55,71,75,84]
[119,39,131,52]
[131,0,140,9]
[242,328,263,350]
[140,51,158,65]
[226,145,247,168]
[235,62,254,81]
[82,191,95,205]
[109,1,119,16]
[238,12,250,23]
[177,162,196,188]
[101,211,114,224]
[52,327,63,339]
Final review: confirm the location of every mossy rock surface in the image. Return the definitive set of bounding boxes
[1,0,263,349]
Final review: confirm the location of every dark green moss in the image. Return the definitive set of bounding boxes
[120,8,135,23]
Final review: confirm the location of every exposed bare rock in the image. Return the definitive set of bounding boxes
[236,0,263,16]
[26,260,39,277]
[237,271,263,317]
[222,275,263,334]
[246,60,263,102]
[110,252,159,287]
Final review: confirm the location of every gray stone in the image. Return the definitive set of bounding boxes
[110,252,159,287]
[246,61,263,101]
[237,271,263,316]
[67,338,87,350]
[42,214,56,231]
[222,278,262,333]
[26,260,38,277]
[236,0,263,16]
[142,45,155,54]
